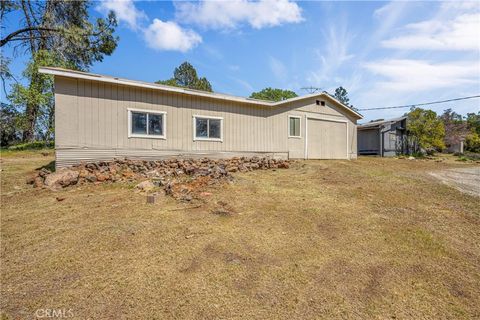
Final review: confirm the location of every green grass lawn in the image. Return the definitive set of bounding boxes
[1,151,479,319]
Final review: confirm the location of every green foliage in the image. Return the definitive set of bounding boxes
[156,62,213,92]
[407,107,445,152]
[465,132,480,153]
[8,50,67,141]
[249,87,297,102]
[465,112,480,152]
[2,0,119,143]
[0,102,23,146]
[466,112,480,135]
[334,86,350,106]
[7,140,54,151]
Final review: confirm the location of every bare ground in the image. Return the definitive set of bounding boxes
[1,151,479,319]
[429,167,480,197]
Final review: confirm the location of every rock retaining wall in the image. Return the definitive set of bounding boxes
[27,157,290,190]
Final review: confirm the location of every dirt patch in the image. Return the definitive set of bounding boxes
[429,167,480,197]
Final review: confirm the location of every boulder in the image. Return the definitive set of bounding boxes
[44,169,79,189]
[86,175,97,183]
[278,162,289,169]
[136,180,155,192]
[95,173,109,182]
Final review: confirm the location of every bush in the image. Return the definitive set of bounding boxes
[463,152,480,161]
[465,132,480,153]
[411,151,426,158]
[7,141,54,151]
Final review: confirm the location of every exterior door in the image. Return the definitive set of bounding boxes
[307,119,347,159]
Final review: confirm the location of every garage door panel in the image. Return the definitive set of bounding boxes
[307,119,347,159]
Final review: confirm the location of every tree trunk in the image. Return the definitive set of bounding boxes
[23,98,38,142]
[46,102,54,141]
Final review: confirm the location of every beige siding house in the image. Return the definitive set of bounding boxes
[39,67,363,168]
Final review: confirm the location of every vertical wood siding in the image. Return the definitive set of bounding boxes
[55,76,358,167]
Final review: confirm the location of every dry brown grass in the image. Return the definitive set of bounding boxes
[1,151,479,319]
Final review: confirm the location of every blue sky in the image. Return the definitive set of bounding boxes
[2,0,479,122]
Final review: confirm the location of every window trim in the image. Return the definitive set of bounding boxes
[193,115,223,142]
[128,108,166,139]
[288,115,302,138]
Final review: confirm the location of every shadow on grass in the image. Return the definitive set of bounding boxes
[36,161,55,172]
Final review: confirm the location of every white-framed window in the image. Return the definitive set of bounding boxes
[193,115,223,141]
[128,108,166,139]
[288,115,301,138]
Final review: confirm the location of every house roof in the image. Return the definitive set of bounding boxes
[358,116,407,129]
[38,67,363,119]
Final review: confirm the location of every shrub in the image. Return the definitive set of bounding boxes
[412,151,426,158]
[7,141,54,151]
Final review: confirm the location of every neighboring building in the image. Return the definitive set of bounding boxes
[357,116,408,157]
[39,67,363,168]
[446,140,464,154]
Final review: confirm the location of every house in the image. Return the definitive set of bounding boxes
[39,67,363,168]
[357,116,408,157]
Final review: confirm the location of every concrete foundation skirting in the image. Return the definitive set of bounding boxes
[55,148,290,168]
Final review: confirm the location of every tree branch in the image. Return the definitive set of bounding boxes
[0,26,60,47]
[1,21,115,48]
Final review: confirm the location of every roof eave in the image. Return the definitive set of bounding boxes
[39,67,363,119]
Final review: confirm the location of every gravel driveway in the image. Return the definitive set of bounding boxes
[430,167,480,197]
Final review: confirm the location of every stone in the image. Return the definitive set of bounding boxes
[32,156,291,190]
[164,181,174,196]
[38,168,51,178]
[278,162,289,169]
[95,173,109,182]
[181,194,193,202]
[33,177,44,188]
[26,175,36,185]
[44,169,79,189]
[86,175,97,183]
[136,180,155,192]
[78,169,89,178]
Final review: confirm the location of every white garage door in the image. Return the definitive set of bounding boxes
[307,119,347,159]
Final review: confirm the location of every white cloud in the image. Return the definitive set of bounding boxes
[97,0,146,30]
[175,0,303,30]
[381,6,480,51]
[144,19,202,52]
[308,23,355,85]
[363,59,480,91]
